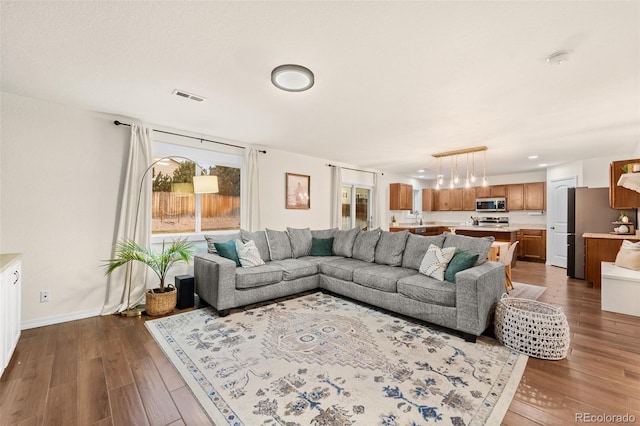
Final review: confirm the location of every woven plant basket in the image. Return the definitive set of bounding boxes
[145,285,176,316]
[494,296,570,360]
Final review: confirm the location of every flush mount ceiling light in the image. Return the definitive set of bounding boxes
[271,64,314,92]
[546,50,572,66]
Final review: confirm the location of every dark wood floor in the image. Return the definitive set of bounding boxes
[1,261,639,425]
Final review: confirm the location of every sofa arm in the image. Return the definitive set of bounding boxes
[194,253,237,311]
[454,261,505,335]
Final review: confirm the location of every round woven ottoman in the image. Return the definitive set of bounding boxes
[494,297,570,360]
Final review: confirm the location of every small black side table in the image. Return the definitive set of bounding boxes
[175,274,195,309]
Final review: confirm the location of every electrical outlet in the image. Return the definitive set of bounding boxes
[40,290,50,303]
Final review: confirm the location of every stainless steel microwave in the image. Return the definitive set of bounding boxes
[476,197,507,212]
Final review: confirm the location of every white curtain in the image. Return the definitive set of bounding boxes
[372,172,381,229]
[102,124,153,315]
[330,166,342,229]
[245,148,261,231]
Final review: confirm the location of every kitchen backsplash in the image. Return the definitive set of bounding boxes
[391,209,547,226]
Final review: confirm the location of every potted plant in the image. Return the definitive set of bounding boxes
[391,215,398,227]
[103,238,195,316]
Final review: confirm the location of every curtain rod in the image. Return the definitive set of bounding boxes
[113,120,266,154]
[326,163,383,175]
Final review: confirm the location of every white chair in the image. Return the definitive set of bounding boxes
[501,241,519,293]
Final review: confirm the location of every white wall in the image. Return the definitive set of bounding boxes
[1,93,129,327]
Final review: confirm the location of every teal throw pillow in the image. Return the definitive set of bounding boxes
[309,237,334,256]
[445,249,479,283]
[214,240,241,266]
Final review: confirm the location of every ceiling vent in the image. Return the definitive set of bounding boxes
[172,89,206,102]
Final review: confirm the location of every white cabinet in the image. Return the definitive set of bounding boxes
[1,254,22,378]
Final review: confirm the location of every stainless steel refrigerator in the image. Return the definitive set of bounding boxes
[567,187,633,279]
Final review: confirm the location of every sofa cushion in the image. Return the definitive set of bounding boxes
[401,233,446,270]
[240,229,271,262]
[318,258,373,281]
[353,265,418,293]
[235,263,283,289]
[266,228,293,260]
[374,230,410,266]
[287,227,313,258]
[419,244,456,281]
[299,255,344,265]
[443,233,494,265]
[397,274,457,307]
[333,228,360,257]
[204,232,241,254]
[445,250,479,282]
[311,228,338,239]
[213,240,241,267]
[270,258,318,281]
[309,237,334,256]
[235,240,266,268]
[352,228,382,262]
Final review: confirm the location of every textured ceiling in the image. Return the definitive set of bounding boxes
[2,1,639,179]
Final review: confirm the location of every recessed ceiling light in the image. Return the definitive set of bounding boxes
[418,169,425,173]
[546,50,572,66]
[539,163,548,167]
[419,175,425,178]
[271,64,314,92]
[528,155,538,160]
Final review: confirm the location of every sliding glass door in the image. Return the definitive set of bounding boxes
[341,185,371,230]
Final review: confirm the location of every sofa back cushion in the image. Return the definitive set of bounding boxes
[204,232,241,254]
[352,228,382,262]
[332,227,360,257]
[240,229,271,261]
[401,233,446,270]
[442,232,494,265]
[287,227,313,258]
[266,228,293,260]
[311,228,338,239]
[374,230,409,266]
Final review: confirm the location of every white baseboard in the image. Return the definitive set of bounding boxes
[21,308,102,330]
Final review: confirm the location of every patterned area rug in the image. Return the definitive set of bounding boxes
[508,282,546,300]
[146,293,528,425]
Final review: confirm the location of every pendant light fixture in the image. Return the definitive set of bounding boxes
[432,146,488,190]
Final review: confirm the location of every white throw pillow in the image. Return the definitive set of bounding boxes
[419,244,456,281]
[236,240,266,267]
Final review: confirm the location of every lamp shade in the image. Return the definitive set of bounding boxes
[193,175,219,194]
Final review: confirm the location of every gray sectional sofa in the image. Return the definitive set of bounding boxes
[194,228,505,342]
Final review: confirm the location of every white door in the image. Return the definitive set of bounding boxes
[548,176,577,268]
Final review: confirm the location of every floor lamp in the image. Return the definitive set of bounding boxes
[120,156,219,316]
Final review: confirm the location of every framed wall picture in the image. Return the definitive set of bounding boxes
[286,173,310,209]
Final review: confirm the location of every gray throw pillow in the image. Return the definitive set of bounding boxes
[204,232,241,254]
[265,228,293,260]
[442,232,494,265]
[311,228,338,239]
[332,228,361,257]
[287,227,313,258]
[374,230,410,266]
[352,228,382,262]
[240,229,271,261]
[402,233,446,270]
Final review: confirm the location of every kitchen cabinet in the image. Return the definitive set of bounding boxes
[389,183,413,210]
[519,229,546,262]
[609,159,640,209]
[490,185,506,197]
[1,254,21,378]
[462,187,476,211]
[436,189,450,211]
[475,186,491,198]
[422,189,434,212]
[449,188,463,211]
[516,231,524,258]
[506,184,524,210]
[524,182,546,210]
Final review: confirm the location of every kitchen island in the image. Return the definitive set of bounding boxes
[583,232,640,288]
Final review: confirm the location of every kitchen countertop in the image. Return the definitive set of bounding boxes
[583,232,640,240]
[451,226,521,232]
[393,222,546,232]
